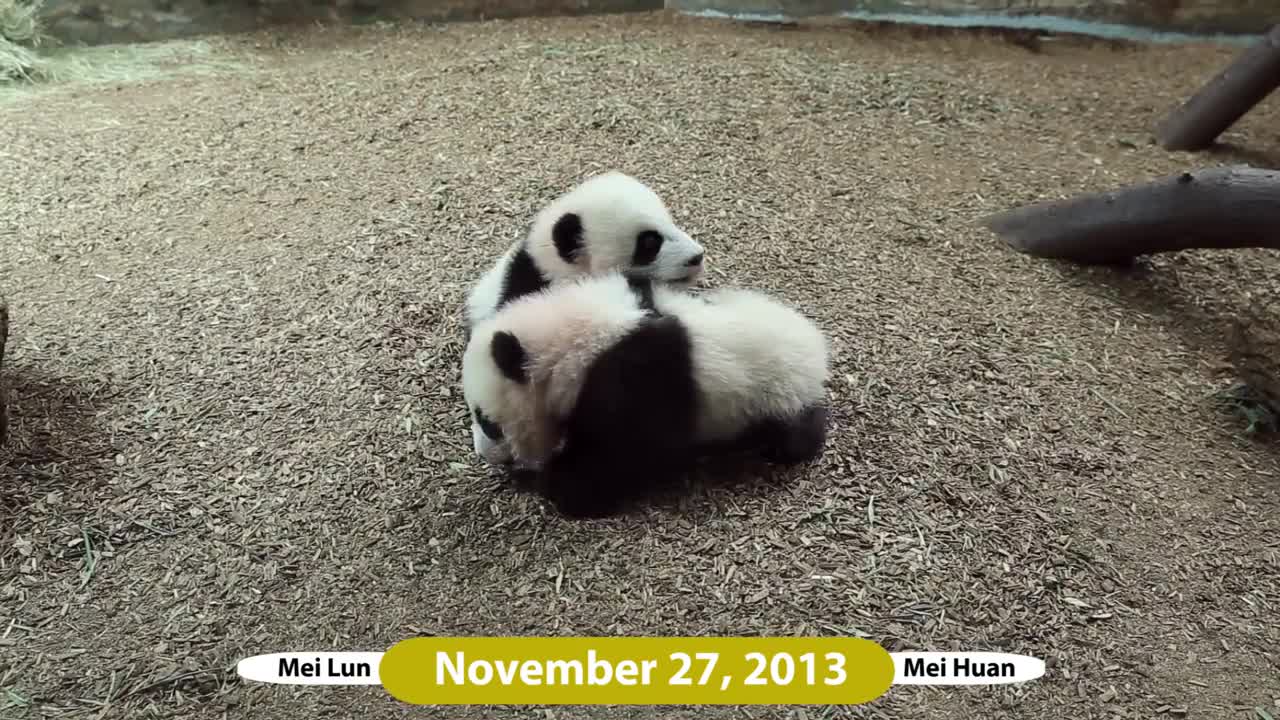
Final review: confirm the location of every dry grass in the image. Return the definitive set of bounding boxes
[0,0,44,80]
[2,11,1280,719]
[0,38,250,102]
[1,0,250,91]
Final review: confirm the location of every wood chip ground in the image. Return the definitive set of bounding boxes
[2,12,1279,719]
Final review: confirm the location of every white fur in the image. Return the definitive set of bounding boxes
[651,285,829,446]
[462,273,828,468]
[462,274,649,466]
[465,244,517,329]
[465,171,705,329]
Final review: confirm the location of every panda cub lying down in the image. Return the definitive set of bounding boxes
[461,271,830,518]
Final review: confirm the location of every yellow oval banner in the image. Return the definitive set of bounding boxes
[380,636,894,706]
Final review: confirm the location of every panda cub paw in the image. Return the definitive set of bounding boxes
[539,448,635,519]
[761,405,829,465]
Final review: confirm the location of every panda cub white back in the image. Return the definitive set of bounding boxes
[462,272,830,518]
[464,171,706,332]
[647,287,830,448]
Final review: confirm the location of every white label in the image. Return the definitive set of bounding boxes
[236,652,385,685]
[891,652,1045,685]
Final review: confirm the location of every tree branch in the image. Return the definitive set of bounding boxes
[981,165,1280,264]
[1156,24,1280,152]
[1,296,7,446]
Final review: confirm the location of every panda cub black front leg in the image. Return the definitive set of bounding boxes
[760,405,829,465]
[540,447,631,519]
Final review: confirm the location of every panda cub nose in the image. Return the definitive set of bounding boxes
[686,253,704,267]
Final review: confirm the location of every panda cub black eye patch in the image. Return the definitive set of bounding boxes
[633,230,665,266]
[474,408,504,441]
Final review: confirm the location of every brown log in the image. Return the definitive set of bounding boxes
[981,165,1280,265]
[1230,294,1280,417]
[1156,24,1280,152]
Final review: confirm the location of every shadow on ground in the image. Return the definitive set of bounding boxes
[1042,254,1280,448]
[487,449,814,522]
[0,364,119,529]
[1204,141,1280,171]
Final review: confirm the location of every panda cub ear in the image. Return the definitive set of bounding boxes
[491,331,529,384]
[551,213,585,264]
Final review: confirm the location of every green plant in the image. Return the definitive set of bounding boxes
[1217,381,1279,435]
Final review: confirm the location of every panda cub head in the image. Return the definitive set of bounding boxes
[462,273,652,469]
[526,171,706,288]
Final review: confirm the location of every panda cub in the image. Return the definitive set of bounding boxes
[464,171,706,333]
[461,272,830,518]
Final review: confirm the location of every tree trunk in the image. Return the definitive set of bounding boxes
[1156,24,1280,152]
[981,165,1280,264]
[1230,294,1280,415]
[0,296,7,446]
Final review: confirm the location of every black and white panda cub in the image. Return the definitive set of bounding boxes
[461,272,830,518]
[464,171,706,334]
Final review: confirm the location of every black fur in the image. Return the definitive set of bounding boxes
[552,213,584,264]
[541,315,699,518]
[474,407,505,441]
[503,282,827,518]
[632,230,664,266]
[496,247,550,312]
[491,331,528,384]
[684,404,829,466]
[748,405,829,464]
[533,321,829,518]
[625,276,660,316]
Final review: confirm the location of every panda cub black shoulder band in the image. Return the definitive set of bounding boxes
[625,276,662,318]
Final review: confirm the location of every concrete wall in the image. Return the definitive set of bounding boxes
[36,0,1269,47]
[366,0,662,24]
[666,0,1274,37]
[39,0,663,46]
